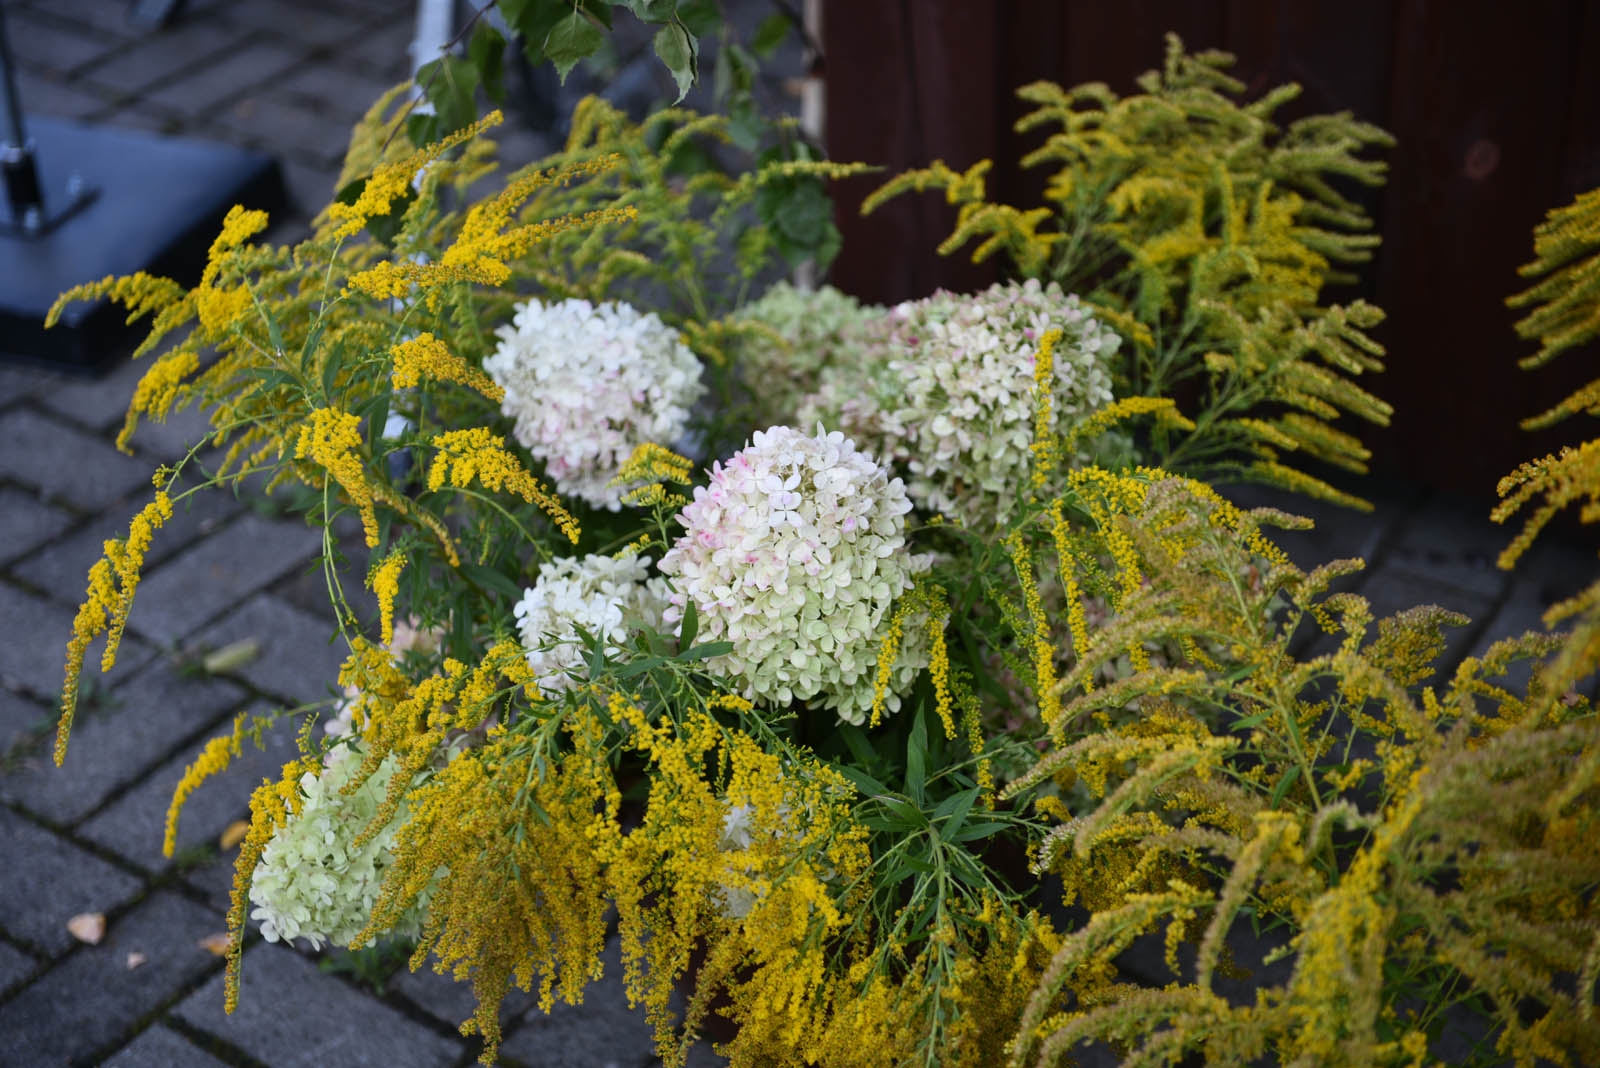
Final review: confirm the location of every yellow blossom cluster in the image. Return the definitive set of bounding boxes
[295,407,380,547]
[426,427,580,544]
[388,333,504,401]
[55,491,172,765]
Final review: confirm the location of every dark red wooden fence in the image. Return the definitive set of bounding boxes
[821,0,1600,500]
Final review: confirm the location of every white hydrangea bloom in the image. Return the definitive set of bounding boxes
[804,278,1119,528]
[513,552,668,690]
[485,298,704,510]
[658,425,931,724]
[732,281,879,425]
[249,746,423,950]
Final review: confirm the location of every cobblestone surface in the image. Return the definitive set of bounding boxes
[2,1,1593,1066]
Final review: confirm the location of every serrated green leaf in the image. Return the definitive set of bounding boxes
[545,11,604,83]
[752,11,790,57]
[503,0,569,63]
[674,0,718,36]
[653,22,696,102]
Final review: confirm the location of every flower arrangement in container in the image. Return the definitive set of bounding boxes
[46,36,1598,1068]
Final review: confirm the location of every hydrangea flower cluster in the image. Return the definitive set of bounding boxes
[804,279,1119,527]
[658,425,930,724]
[484,298,704,509]
[513,552,668,690]
[249,745,423,950]
[732,282,879,425]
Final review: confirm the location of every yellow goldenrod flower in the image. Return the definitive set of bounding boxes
[389,333,504,402]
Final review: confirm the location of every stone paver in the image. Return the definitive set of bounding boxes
[0,486,75,568]
[0,806,144,956]
[5,7,126,76]
[104,1025,234,1068]
[31,351,156,434]
[145,40,306,118]
[175,941,466,1067]
[80,701,302,879]
[0,581,155,702]
[78,19,250,96]
[2,658,244,825]
[12,486,242,609]
[0,892,225,1066]
[178,592,346,708]
[0,407,154,512]
[123,512,323,646]
[0,939,39,996]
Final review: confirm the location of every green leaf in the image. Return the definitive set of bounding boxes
[617,0,675,18]
[503,0,569,63]
[460,564,524,603]
[678,597,698,649]
[905,710,928,802]
[613,656,668,679]
[545,10,604,83]
[880,795,928,829]
[752,11,791,58]
[934,787,980,843]
[674,0,719,36]
[468,23,507,104]
[419,55,481,138]
[836,724,880,772]
[1269,764,1300,807]
[832,763,890,799]
[653,22,696,103]
[677,640,734,662]
[953,819,1011,843]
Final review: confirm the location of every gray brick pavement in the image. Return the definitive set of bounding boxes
[0,891,225,1065]
[11,487,242,608]
[104,1025,234,1068]
[0,806,144,956]
[0,581,156,701]
[0,407,154,512]
[175,942,467,1068]
[3,659,245,825]
[80,700,302,880]
[176,593,347,708]
[0,485,75,567]
[0,939,38,997]
[123,512,322,647]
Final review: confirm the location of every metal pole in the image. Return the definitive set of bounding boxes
[0,4,44,231]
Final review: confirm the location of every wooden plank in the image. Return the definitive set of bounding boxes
[1371,0,1583,497]
[822,0,999,305]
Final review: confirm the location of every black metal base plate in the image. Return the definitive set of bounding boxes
[0,115,286,376]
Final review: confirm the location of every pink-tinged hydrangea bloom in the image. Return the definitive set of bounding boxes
[513,552,668,690]
[802,279,1119,528]
[659,425,931,725]
[485,298,704,509]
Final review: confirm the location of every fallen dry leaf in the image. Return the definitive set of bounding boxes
[125,952,147,971]
[202,638,260,674]
[67,912,106,945]
[197,932,230,956]
[219,820,250,850]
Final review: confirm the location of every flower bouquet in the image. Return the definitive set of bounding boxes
[48,41,1599,1068]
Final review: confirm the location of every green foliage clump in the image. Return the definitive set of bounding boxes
[867,33,1395,509]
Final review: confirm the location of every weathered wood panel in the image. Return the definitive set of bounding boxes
[821,0,1600,496]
